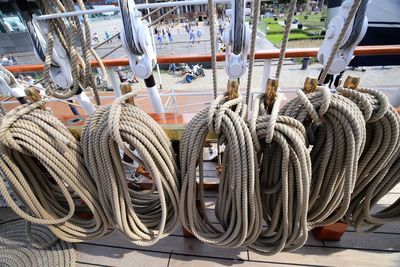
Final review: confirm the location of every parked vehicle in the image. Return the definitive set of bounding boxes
[184,64,205,83]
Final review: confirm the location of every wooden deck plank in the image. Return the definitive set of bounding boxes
[75,243,170,267]
[168,254,296,267]
[324,231,400,252]
[248,245,400,267]
[83,231,248,260]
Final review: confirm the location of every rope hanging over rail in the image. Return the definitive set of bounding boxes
[0,101,109,242]
[81,92,180,246]
[0,220,76,267]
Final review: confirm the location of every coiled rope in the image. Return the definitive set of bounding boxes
[248,94,311,254]
[180,95,262,247]
[280,88,366,228]
[246,0,311,254]
[337,87,400,230]
[0,101,109,242]
[37,0,106,105]
[0,220,76,267]
[81,92,180,246]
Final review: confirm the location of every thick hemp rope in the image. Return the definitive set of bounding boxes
[245,0,310,255]
[280,87,366,228]
[207,0,218,98]
[81,92,180,246]
[0,101,109,242]
[245,0,261,105]
[247,93,311,255]
[275,0,297,80]
[337,87,400,231]
[0,220,76,267]
[37,0,106,105]
[180,95,262,248]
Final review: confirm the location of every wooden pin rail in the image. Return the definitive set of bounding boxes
[6,45,400,73]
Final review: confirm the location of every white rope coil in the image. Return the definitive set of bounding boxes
[0,220,76,267]
[247,93,311,255]
[337,87,400,231]
[280,88,366,228]
[0,101,109,242]
[81,92,180,246]
[180,95,262,248]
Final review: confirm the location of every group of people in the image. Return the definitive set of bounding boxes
[0,55,14,66]
[155,27,174,48]
[92,28,121,44]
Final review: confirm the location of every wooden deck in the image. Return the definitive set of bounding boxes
[1,162,400,267]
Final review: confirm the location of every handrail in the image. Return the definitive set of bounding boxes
[6,45,400,73]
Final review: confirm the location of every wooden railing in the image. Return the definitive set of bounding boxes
[6,45,400,73]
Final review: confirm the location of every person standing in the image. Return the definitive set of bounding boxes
[157,33,163,48]
[196,28,203,43]
[114,27,120,42]
[167,29,173,42]
[189,29,196,47]
[104,30,111,43]
[7,55,14,66]
[93,32,100,43]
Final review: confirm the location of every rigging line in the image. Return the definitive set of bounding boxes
[245,0,261,105]
[275,0,297,79]
[318,0,363,84]
[208,0,218,99]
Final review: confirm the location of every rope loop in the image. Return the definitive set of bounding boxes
[108,92,138,154]
[0,101,48,151]
[296,86,332,123]
[207,95,243,135]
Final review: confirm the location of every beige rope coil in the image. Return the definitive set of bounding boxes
[0,101,109,242]
[81,92,180,246]
[0,220,76,267]
[247,93,311,255]
[280,87,366,228]
[179,95,262,248]
[337,87,400,230]
[38,0,106,105]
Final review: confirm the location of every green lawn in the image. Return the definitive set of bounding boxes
[259,12,326,46]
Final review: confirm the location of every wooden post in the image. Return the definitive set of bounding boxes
[227,79,239,100]
[265,77,278,114]
[303,76,318,94]
[120,83,135,105]
[343,75,360,90]
[24,86,43,104]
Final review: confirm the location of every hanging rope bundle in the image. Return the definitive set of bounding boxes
[180,95,262,248]
[279,88,366,228]
[337,87,400,230]
[247,93,311,255]
[37,0,106,105]
[0,220,76,266]
[81,93,180,246]
[0,101,109,242]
